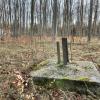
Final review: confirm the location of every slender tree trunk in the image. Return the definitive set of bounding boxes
[87,0,93,42]
[31,0,35,35]
[93,0,99,36]
[52,0,58,39]
[80,0,84,36]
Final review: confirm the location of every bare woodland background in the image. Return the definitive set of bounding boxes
[0,0,100,42]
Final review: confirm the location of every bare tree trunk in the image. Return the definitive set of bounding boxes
[13,0,19,38]
[92,0,99,36]
[39,0,42,34]
[8,0,11,27]
[52,0,58,39]
[22,0,26,34]
[80,0,84,36]
[31,0,36,35]
[63,0,69,36]
[87,0,93,42]
[43,0,47,33]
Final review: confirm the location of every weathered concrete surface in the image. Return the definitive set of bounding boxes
[30,59,100,83]
[30,59,100,95]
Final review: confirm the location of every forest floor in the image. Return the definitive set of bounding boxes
[0,37,100,100]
